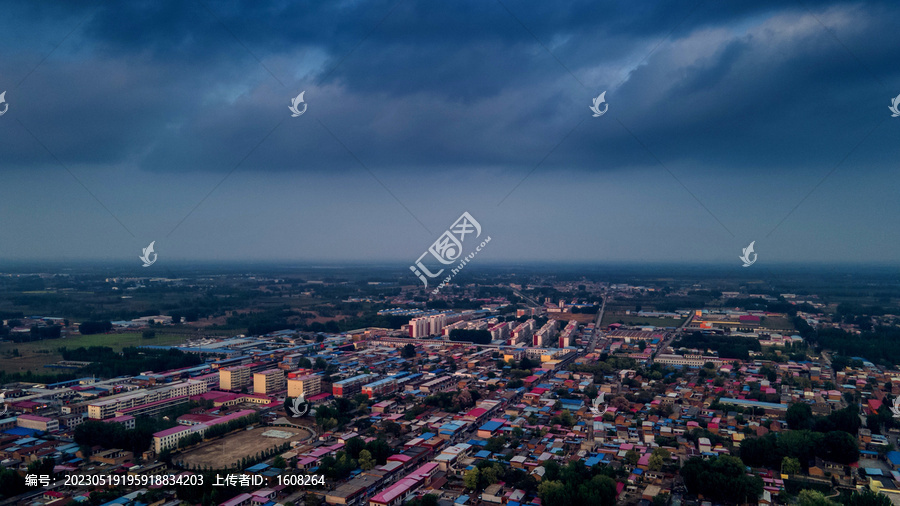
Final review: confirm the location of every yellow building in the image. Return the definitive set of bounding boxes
[253,369,286,395]
[219,366,251,391]
[287,374,321,399]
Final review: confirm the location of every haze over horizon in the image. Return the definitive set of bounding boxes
[1,0,899,267]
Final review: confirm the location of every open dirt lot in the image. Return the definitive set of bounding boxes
[175,426,312,469]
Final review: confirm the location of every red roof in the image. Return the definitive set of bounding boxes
[466,407,487,418]
[12,400,41,409]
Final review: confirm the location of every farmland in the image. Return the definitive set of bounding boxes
[0,332,188,374]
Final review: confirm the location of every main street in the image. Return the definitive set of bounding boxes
[585,291,608,355]
[648,311,694,364]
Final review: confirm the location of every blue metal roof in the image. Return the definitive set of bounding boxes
[887,451,900,465]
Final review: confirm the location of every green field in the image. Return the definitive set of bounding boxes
[0,332,188,374]
[601,313,686,328]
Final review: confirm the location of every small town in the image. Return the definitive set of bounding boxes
[1,273,898,506]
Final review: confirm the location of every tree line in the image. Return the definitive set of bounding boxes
[449,328,492,344]
[676,331,761,360]
[60,346,203,377]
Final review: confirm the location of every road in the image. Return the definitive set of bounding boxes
[648,312,694,364]
[511,288,542,308]
[585,292,608,355]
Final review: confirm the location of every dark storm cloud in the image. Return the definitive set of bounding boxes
[1,0,898,175]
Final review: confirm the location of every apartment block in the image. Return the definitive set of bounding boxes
[419,375,454,394]
[361,377,398,399]
[332,374,375,398]
[253,369,286,395]
[287,374,322,399]
[17,414,59,432]
[219,365,252,391]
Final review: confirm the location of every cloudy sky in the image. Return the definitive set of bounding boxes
[1,0,898,267]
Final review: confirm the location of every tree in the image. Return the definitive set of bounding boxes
[449,328,492,344]
[485,436,507,453]
[27,458,55,478]
[455,389,474,408]
[551,410,575,428]
[781,456,801,475]
[577,475,617,506]
[798,489,836,506]
[651,493,670,506]
[272,455,287,469]
[648,454,663,471]
[79,320,112,335]
[405,495,439,506]
[819,430,859,464]
[652,448,670,459]
[610,396,631,412]
[786,402,814,430]
[353,393,370,407]
[358,450,375,471]
[543,460,560,482]
[538,480,571,506]
[831,355,850,371]
[464,468,480,491]
[624,450,639,466]
[365,439,392,465]
[421,495,440,506]
[401,343,416,358]
[142,329,156,339]
[480,465,500,488]
[680,455,763,504]
[844,488,892,506]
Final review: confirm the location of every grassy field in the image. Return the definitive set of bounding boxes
[549,313,597,324]
[0,332,188,374]
[601,312,686,328]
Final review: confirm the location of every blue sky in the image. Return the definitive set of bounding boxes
[0,0,898,265]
